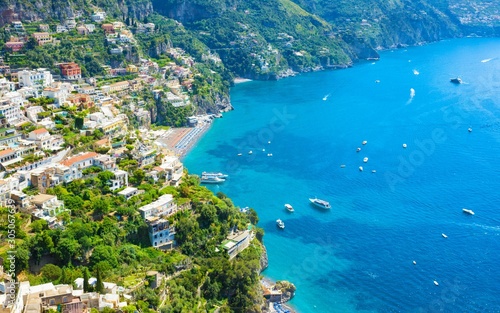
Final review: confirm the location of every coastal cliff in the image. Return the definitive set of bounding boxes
[2,0,498,80]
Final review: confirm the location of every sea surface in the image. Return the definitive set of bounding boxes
[184,38,500,313]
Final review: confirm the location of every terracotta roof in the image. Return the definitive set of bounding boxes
[94,138,109,146]
[0,148,15,157]
[60,152,98,167]
[32,128,49,135]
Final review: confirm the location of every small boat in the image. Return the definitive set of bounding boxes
[363,157,368,163]
[285,204,294,212]
[442,233,448,238]
[267,153,273,157]
[248,150,253,155]
[413,261,417,265]
[309,197,331,209]
[237,153,242,156]
[462,208,475,215]
[362,140,368,145]
[434,280,439,286]
[268,141,271,144]
[200,176,225,184]
[359,166,363,172]
[413,69,420,75]
[202,172,228,178]
[468,127,472,132]
[371,170,376,173]
[276,219,285,229]
[402,143,407,148]
[375,80,380,83]
[340,164,346,168]
[450,77,462,84]
[356,147,361,152]
[262,148,266,152]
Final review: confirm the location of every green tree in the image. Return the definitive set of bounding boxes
[95,266,104,293]
[41,264,62,282]
[83,267,90,292]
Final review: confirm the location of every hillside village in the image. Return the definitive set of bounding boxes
[0,8,273,313]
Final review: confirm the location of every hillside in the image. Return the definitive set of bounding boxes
[0,0,499,79]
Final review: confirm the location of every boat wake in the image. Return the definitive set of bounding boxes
[406,88,415,104]
[481,57,495,63]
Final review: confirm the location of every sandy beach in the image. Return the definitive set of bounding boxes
[158,118,213,159]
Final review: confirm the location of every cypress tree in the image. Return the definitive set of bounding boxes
[83,267,90,292]
[95,267,104,293]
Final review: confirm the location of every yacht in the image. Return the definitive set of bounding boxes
[462,208,475,215]
[434,280,439,286]
[276,219,285,229]
[363,157,368,163]
[441,233,448,238]
[309,197,331,209]
[359,166,363,171]
[450,77,462,84]
[202,172,228,178]
[200,175,225,184]
[285,204,294,212]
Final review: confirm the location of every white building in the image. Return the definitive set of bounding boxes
[147,217,175,249]
[138,194,177,219]
[56,25,68,33]
[42,87,69,107]
[18,68,53,88]
[91,12,106,22]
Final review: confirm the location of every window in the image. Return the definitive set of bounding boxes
[49,299,55,305]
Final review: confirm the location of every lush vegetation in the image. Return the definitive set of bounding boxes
[0,174,266,312]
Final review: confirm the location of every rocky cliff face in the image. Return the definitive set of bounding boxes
[0,0,153,25]
[259,244,269,272]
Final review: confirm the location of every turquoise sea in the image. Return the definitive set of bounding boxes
[184,38,500,313]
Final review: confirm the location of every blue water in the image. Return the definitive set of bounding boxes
[184,38,500,313]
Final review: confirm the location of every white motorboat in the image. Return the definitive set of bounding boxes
[276,219,285,229]
[359,166,363,171]
[356,147,361,152]
[434,280,439,286]
[371,170,376,173]
[285,204,294,212]
[462,208,475,215]
[248,150,253,155]
[363,157,368,163]
[309,197,331,209]
[442,233,448,238]
[237,153,242,156]
[362,140,368,145]
[200,176,225,184]
[413,261,417,265]
[202,172,228,178]
[402,143,407,148]
[468,127,472,132]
